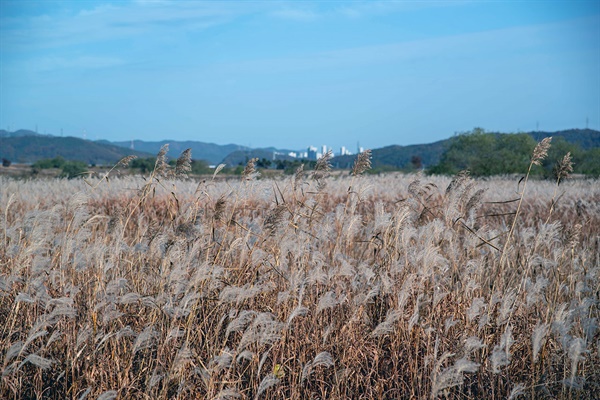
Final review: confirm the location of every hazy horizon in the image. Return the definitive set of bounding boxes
[1,1,599,151]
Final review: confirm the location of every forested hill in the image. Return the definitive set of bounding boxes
[0,135,151,165]
[333,128,599,171]
[109,140,251,165]
[332,139,449,170]
[426,128,600,176]
[527,129,599,150]
[0,129,46,138]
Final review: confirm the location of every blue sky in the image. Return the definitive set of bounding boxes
[1,0,599,151]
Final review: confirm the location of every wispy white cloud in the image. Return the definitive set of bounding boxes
[270,8,319,22]
[0,1,249,50]
[335,0,473,19]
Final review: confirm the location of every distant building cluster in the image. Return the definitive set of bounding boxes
[274,144,364,161]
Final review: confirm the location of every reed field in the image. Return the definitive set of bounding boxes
[1,144,599,399]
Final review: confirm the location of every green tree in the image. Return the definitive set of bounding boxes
[60,161,88,179]
[190,159,212,175]
[428,129,537,176]
[130,157,156,173]
[577,148,600,176]
[32,156,67,169]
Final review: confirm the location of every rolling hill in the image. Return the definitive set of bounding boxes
[333,128,600,170]
[527,129,599,150]
[220,148,298,166]
[332,139,450,170]
[0,134,151,165]
[109,140,251,165]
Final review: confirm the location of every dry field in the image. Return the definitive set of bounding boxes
[1,148,599,399]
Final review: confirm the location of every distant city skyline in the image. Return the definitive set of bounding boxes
[1,1,598,150]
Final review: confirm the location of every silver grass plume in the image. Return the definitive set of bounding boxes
[351,149,372,176]
[215,388,242,399]
[287,305,309,325]
[264,204,286,236]
[96,390,118,400]
[23,330,48,354]
[293,163,305,191]
[467,297,486,322]
[317,291,342,313]
[175,148,192,177]
[507,383,526,400]
[445,170,470,196]
[312,150,332,185]
[568,337,587,382]
[464,337,486,354]
[209,348,233,372]
[236,350,255,364]
[77,388,92,400]
[117,155,137,168]
[19,353,54,370]
[313,351,334,368]
[132,325,157,354]
[242,158,259,181]
[154,144,170,177]
[464,188,486,220]
[213,163,226,179]
[490,325,514,373]
[431,357,480,398]
[45,329,62,348]
[371,309,402,337]
[148,367,165,388]
[554,151,573,183]
[532,137,552,166]
[4,342,23,365]
[237,312,283,351]
[172,345,194,372]
[255,374,280,399]
[302,351,334,382]
[226,310,257,336]
[258,350,270,375]
[219,284,263,304]
[213,195,227,222]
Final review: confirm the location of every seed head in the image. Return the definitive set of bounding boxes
[242,158,259,181]
[554,151,573,183]
[155,144,170,176]
[175,148,192,177]
[351,149,372,176]
[117,155,137,168]
[532,137,552,166]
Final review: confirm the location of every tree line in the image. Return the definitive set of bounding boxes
[427,128,600,177]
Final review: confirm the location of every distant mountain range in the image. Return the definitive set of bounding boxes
[332,139,450,170]
[0,130,152,165]
[106,140,252,165]
[1,128,598,169]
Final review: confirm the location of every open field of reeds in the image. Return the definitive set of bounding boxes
[1,149,599,399]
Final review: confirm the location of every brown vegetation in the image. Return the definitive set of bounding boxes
[1,146,598,399]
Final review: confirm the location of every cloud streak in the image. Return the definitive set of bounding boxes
[269,8,320,22]
[0,2,247,51]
